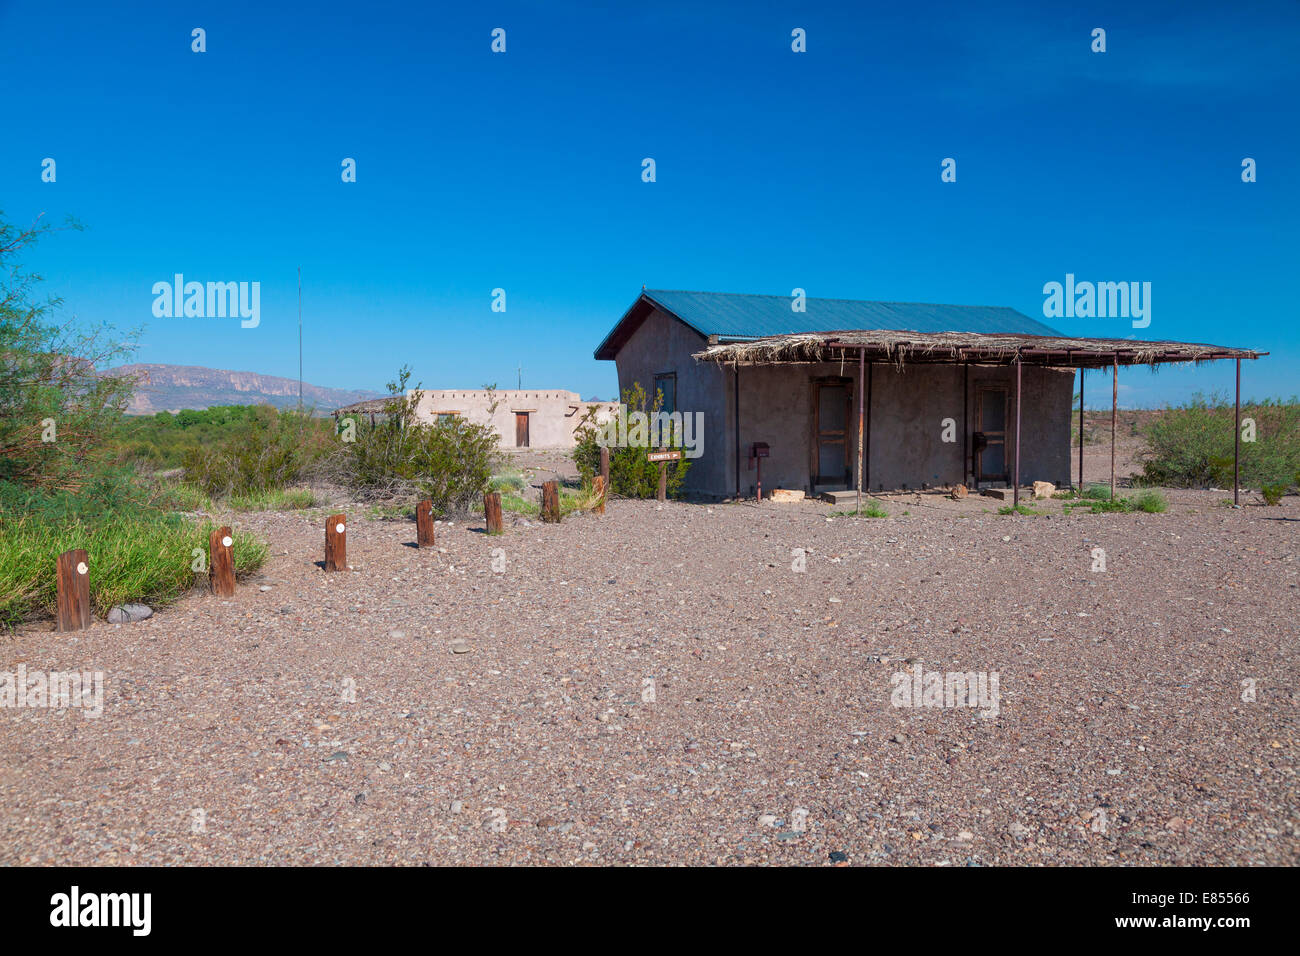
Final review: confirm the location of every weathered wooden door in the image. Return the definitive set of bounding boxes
[812,381,852,490]
[976,386,1008,482]
[515,412,530,447]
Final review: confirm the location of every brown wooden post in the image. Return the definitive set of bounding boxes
[1110,354,1118,501]
[1234,358,1241,506]
[325,513,347,571]
[593,475,606,515]
[1013,356,1022,507]
[856,347,865,515]
[56,548,91,632]
[1078,368,1085,490]
[416,500,435,547]
[484,491,503,534]
[657,455,667,502]
[599,446,610,494]
[541,480,561,523]
[209,526,235,596]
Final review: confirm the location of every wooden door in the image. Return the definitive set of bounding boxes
[515,412,530,447]
[976,386,1008,482]
[812,381,852,489]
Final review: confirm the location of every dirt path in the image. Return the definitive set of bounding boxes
[2,489,1296,865]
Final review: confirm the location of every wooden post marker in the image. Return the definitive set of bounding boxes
[56,548,92,632]
[646,449,681,503]
[593,475,606,515]
[541,480,561,523]
[600,446,610,493]
[416,500,435,547]
[209,526,236,596]
[484,491,503,535]
[325,513,347,571]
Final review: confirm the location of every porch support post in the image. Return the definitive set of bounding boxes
[865,361,873,493]
[1013,356,1022,507]
[962,360,969,485]
[734,366,740,499]
[856,347,865,515]
[1234,357,1241,506]
[1110,353,1118,500]
[1078,368,1085,489]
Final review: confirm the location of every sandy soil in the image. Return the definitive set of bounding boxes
[2,481,1296,866]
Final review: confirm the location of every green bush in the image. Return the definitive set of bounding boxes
[1133,490,1168,513]
[1140,393,1300,488]
[1261,484,1287,506]
[340,368,499,516]
[180,405,334,498]
[572,382,691,498]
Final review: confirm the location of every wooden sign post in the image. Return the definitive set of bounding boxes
[484,491,503,534]
[209,526,236,596]
[593,475,606,515]
[416,500,435,547]
[325,514,347,571]
[56,548,91,632]
[600,446,610,492]
[540,480,561,523]
[646,449,682,503]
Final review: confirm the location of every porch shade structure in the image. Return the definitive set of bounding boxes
[695,328,1265,504]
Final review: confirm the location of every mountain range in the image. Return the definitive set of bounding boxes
[112,364,382,415]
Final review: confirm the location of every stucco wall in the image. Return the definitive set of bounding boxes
[728,362,1073,497]
[610,307,732,497]
[408,389,615,449]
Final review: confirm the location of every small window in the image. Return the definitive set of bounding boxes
[653,373,676,416]
[435,412,460,424]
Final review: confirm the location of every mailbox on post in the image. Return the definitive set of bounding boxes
[748,442,770,501]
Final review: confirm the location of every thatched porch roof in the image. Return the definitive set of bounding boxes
[693,329,1265,370]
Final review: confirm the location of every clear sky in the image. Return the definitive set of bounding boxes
[3,0,1296,407]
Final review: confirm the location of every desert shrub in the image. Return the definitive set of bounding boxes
[339,367,499,515]
[0,215,136,489]
[181,405,333,498]
[1261,484,1287,506]
[572,382,691,498]
[1140,393,1300,488]
[488,471,527,493]
[1132,490,1168,513]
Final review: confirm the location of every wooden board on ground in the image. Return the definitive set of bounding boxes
[770,489,805,502]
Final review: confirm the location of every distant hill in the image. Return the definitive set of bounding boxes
[111,364,382,415]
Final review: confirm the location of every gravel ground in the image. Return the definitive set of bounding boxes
[2,486,1297,866]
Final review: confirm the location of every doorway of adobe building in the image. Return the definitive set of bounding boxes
[515,412,530,448]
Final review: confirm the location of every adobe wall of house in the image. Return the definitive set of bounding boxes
[611,307,732,497]
[407,389,615,449]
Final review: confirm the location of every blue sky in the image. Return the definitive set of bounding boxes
[3,0,1296,407]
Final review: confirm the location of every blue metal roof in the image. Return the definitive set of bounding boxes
[643,289,1062,339]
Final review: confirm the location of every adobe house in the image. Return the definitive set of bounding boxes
[594,289,1264,503]
[336,390,616,449]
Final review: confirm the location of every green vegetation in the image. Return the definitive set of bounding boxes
[0,484,266,628]
[341,367,499,515]
[0,211,267,628]
[1061,489,1168,515]
[998,504,1045,516]
[572,382,691,498]
[180,405,335,498]
[831,500,889,518]
[1139,393,1300,490]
